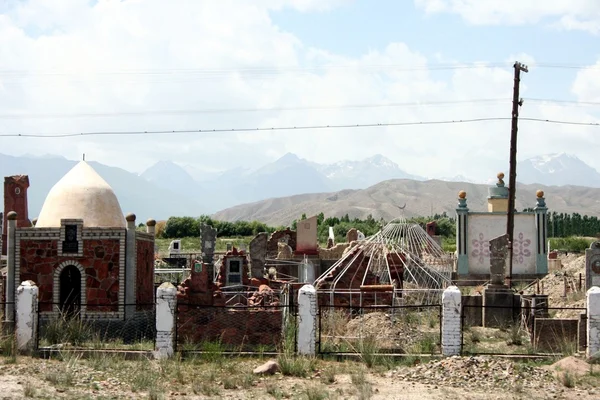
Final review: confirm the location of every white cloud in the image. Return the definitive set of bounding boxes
[0,0,598,182]
[414,0,600,34]
[572,60,600,102]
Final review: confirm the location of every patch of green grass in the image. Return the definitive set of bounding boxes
[560,370,575,388]
[192,379,220,397]
[40,314,95,347]
[321,367,336,384]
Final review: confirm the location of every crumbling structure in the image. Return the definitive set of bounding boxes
[314,217,454,307]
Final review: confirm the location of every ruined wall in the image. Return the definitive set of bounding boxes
[267,229,296,258]
[176,306,283,349]
[19,238,121,312]
[135,236,155,308]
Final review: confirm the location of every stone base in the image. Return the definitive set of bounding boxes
[483,286,516,328]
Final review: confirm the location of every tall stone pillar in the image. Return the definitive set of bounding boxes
[5,211,17,322]
[125,213,137,318]
[442,286,462,356]
[534,190,548,275]
[456,191,469,275]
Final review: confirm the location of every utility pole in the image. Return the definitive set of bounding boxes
[507,61,528,289]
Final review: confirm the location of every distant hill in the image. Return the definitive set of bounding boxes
[518,153,600,188]
[0,154,206,222]
[212,179,600,226]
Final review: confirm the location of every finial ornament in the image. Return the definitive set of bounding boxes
[497,172,505,187]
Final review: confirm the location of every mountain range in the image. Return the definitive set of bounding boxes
[1,152,600,224]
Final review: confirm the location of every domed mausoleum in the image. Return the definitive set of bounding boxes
[3,161,155,320]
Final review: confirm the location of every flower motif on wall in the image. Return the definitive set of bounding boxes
[513,232,531,264]
[471,233,490,263]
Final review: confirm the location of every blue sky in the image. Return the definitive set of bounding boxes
[0,0,599,181]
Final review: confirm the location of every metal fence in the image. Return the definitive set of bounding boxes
[461,302,587,356]
[318,303,442,355]
[176,303,295,354]
[36,302,156,351]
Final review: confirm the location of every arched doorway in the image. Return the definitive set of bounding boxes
[59,265,81,318]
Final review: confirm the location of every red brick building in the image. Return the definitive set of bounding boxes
[4,161,155,320]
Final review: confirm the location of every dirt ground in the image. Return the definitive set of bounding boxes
[0,352,598,400]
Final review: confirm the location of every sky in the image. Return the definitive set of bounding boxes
[0,0,599,182]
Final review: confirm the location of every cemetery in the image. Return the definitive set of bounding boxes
[1,165,600,398]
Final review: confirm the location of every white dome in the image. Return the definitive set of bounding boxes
[36,161,126,228]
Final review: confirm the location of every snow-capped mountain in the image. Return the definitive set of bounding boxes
[315,154,424,190]
[517,153,600,187]
[439,175,482,184]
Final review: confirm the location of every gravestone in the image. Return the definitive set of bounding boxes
[249,232,268,278]
[168,240,181,255]
[483,233,516,328]
[586,241,600,290]
[296,215,318,255]
[199,223,217,279]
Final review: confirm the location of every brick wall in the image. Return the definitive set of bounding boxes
[19,238,121,312]
[176,306,283,349]
[2,175,31,255]
[267,229,296,258]
[136,237,154,308]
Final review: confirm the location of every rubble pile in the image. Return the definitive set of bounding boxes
[396,356,557,390]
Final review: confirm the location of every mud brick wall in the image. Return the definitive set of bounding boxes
[176,306,283,349]
[266,229,296,258]
[136,238,155,308]
[533,318,579,352]
[19,239,120,312]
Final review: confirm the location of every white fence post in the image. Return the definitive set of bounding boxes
[16,280,38,353]
[442,285,462,356]
[297,284,317,356]
[587,287,600,359]
[155,282,177,359]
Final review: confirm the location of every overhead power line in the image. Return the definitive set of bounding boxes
[1,117,598,138]
[0,97,598,120]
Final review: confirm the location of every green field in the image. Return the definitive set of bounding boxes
[154,236,254,256]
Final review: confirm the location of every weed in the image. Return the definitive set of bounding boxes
[199,340,226,364]
[414,334,437,354]
[560,370,575,388]
[40,313,96,347]
[278,354,317,377]
[223,376,237,389]
[357,335,380,368]
[321,367,336,384]
[192,379,220,396]
[266,383,284,399]
[148,386,165,400]
[351,369,368,386]
[357,382,373,400]
[305,385,329,400]
[241,373,255,388]
[470,329,481,344]
[507,325,523,346]
[23,381,36,398]
[130,362,159,392]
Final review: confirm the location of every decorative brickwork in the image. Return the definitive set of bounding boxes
[3,175,31,255]
[18,237,122,315]
[136,236,155,308]
[215,247,250,288]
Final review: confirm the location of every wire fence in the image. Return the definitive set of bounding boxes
[36,302,156,351]
[461,303,587,356]
[176,303,294,353]
[318,303,442,355]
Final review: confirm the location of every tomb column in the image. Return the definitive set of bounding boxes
[125,213,137,319]
[456,191,469,275]
[5,211,17,322]
[442,286,462,356]
[587,286,600,359]
[297,284,317,355]
[146,219,156,236]
[16,280,38,353]
[534,191,548,274]
[155,282,177,359]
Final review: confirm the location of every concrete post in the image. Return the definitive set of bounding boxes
[5,211,17,322]
[534,191,548,274]
[155,282,177,359]
[297,284,317,356]
[125,213,137,319]
[146,219,156,236]
[16,280,38,353]
[455,192,469,275]
[587,286,600,359]
[442,285,462,356]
